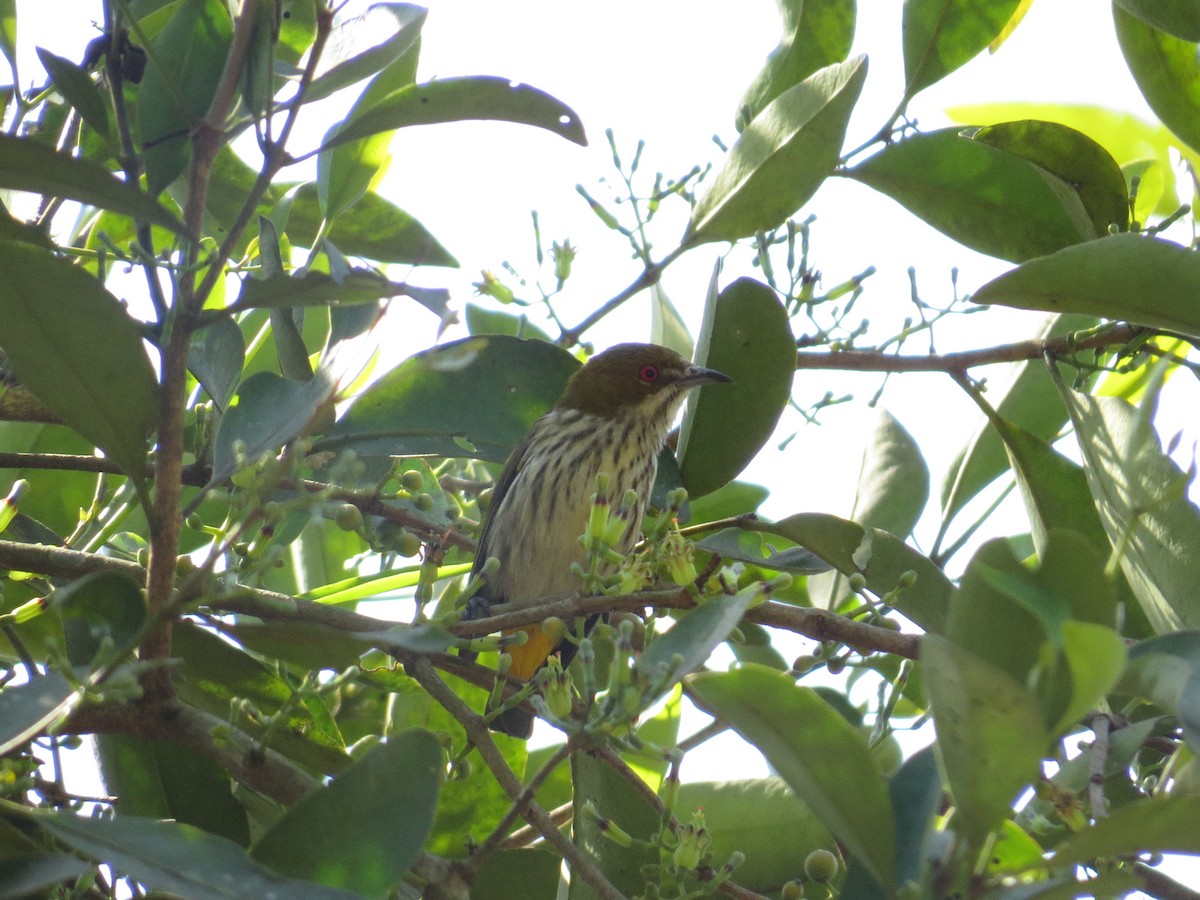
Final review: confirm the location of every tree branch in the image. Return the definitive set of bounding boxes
[793,322,1142,373]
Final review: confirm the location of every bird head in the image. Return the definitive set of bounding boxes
[556,343,732,419]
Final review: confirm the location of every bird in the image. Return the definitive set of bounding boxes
[467,342,732,737]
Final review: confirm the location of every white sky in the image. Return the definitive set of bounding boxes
[15,0,1200,890]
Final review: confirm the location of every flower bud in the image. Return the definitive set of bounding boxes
[473,270,514,303]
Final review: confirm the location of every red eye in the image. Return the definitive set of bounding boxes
[638,364,660,383]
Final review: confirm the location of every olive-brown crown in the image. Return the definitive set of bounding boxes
[556,343,731,418]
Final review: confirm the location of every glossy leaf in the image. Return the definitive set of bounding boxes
[849,410,929,539]
[634,580,763,701]
[304,3,427,104]
[136,0,233,195]
[0,672,78,756]
[0,855,93,899]
[685,479,769,524]
[841,747,943,898]
[968,120,1129,234]
[36,810,362,900]
[1115,0,1200,41]
[36,48,110,140]
[211,369,337,484]
[922,634,1048,847]
[317,12,424,219]
[675,778,833,892]
[51,571,146,668]
[689,665,896,891]
[0,242,158,482]
[251,731,441,895]
[940,314,1096,530]
[758,513,954,633]
[465,302,551,341]
[946,101,1182,218]
[95,735,250,846]
[232,267,436,312]
[323,336,578,462]
[975,234,1200,338]
[902,0,1023,99]
[189,316,245,411]
[1049,796,1200,865]
[0,134,185,234]
[648,283,693,359]
[1053,620,1126,735]
[1118,632,1200,752]
[849,128,1095,262]
[238,0,275,119]
[736,0,856,128]
[1115,5,1200,156]
[570,749,659,900]
[1056,381,1200,633]
[321,75,587,150]
[688,56,867,243]
[695,527,830,574]
[679,277,794,497]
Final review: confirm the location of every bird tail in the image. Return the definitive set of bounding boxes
[490,706,534,739]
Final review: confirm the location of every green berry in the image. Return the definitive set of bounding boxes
[400,469,424,492]
[333,503,364,531]
[413,493,434,512]
[804,848,839,883]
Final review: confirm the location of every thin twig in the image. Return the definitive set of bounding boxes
[1087,713,1111,820]
[405,658,626,900]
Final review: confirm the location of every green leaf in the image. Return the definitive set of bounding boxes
[95,735,250,846]
[36,48,110,141]
[687,56,867,243]
[173,623,352,776]
[921,634,1048,847]
[304,3,427,104]
[685,479,769,524]
[695,527,830,574]
[634,581,763,704]
[472,849,562,900]
[1115,4,1200,156]
[317,11,425,219]
[1053,620,1126,735]
[189,317,245,411]
[237,0,276,119]
[946,101,1182,218]
[940,314,1097,530]
[757,513,954,633]
[322,336,578,462]
[902,0,1022,99]
[688,665,896,891]
[675,778,833,892]
[0,134,185,234]
[1055,378,1200,632]
[1118,632,1200,752]
[136,0,233,195]
[35,809,362,900]
[679,277,795,497]
[0,0,15,82]
[232,267,435,312]
[0,672,78,756]
[968,120,1129,234]
[465,303,551,341]
[975,233,1200,337]
[50,571,146,668]
[0,242,158,483]
[849,410,929,539]
[251,731,441,895]
[320,75,587,151]
[569,749,659,900]
[736,0,856,129]
[0,855,93,899]
[648,284,693,359]
[848,128,1096,262]
[1115,0,1200,41]
[840,747,943,898]
[1048,796,1200,865]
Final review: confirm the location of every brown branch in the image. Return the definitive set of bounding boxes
[68,701,318,806]
[0,452,127,474]
[793,323,1142,373]
[1133,862,1200,900]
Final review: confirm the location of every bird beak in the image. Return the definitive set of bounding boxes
[681,364,733,386]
